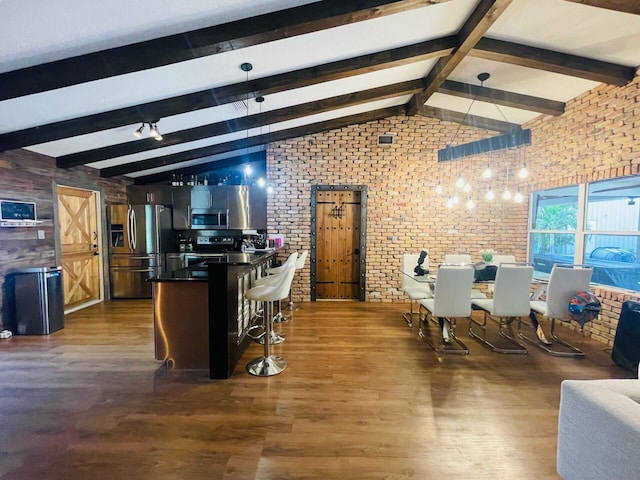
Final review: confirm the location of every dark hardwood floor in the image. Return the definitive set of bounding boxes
[0,300,632,479]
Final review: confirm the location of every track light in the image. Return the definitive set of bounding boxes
[149,123,162,141]
[133,122,162,140]
[133,124,145,138]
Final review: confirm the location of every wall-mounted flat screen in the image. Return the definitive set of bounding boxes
[0,200,37,221]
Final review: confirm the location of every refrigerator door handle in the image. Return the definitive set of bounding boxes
[110,268,156,273]
[126,206,132,252]
[130,206,137,251]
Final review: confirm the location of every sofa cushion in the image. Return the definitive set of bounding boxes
[557,379,640,479]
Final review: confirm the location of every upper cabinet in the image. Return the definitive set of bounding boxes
[191,186,228,209]
[126,185,172,205]
[245,186,267,231]
[125,184,267,231]
[172,186,191,230]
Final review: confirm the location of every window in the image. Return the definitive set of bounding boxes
[529,176,640,292]
[530,186,578,278]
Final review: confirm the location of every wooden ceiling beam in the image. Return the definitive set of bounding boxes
[0,0,448,101]
[439,80,565,116]
[57,79,423,167]
[561,0,640,15]
[416,105,520,132]
[471,38,636,85]
[99,105,407,177]
[407,0,513,114]
[0,37,455,153]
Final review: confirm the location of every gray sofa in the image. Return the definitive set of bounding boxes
[557,373,640,479]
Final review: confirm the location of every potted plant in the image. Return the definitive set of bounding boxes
[480,248,497,263]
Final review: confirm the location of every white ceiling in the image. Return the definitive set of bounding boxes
[0,0,638,179]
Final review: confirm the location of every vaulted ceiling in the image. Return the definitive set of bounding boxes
[0,0,638,185]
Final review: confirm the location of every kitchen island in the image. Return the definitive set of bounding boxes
[149,251,277,379]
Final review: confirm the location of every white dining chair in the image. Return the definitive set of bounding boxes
[418,264,474,354]
[520,264,593,357]
[444,253,472,264]
[401,252,432,327]
[470,263,533,354]
[444,254,487,299]
[490,254,516,265]
[482,255,516,295]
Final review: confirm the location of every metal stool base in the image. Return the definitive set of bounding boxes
[272,312,290,323]
[246,355,287,376]
[255,330,286,345]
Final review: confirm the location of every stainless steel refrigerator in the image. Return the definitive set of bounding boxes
[108,204,173,298]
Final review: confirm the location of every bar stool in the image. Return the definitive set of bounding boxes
[257,252,298,327]
[287,250,308,312]
[245,261,296,376]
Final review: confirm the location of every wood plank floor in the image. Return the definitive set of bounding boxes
[0,300,633,480]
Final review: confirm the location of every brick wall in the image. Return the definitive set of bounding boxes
[267,75,640,346]
[523,76,640,345]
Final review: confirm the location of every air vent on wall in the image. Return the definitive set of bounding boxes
[377,134,394,145]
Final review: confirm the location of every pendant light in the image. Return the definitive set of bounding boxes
[514,187,524,203]
[485,185,495,201]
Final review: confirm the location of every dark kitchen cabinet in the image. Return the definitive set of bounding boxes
[126,185,172,205]
[191,186,228,209]
[172,186,191,230]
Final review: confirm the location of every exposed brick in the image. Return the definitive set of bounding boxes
[267,76,640,346]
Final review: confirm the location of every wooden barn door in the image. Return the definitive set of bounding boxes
[312,186,366,300]
[56,186,102,311]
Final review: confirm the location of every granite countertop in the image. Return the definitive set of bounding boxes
[149,250,277,282]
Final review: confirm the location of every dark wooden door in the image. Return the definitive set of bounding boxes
[315,189,362,299]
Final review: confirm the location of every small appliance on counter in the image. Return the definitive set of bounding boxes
[253,233,268,249]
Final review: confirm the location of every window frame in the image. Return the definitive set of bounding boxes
[528,178,640,292]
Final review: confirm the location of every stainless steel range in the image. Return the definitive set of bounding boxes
[194,232,236,251]
[183,231,241,267]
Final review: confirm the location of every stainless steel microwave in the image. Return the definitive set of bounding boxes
[190,208,229,230]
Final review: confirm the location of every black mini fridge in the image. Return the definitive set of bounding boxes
[4,266,64,335]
